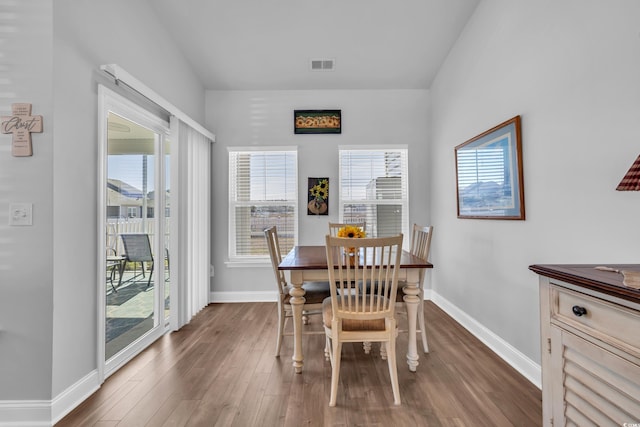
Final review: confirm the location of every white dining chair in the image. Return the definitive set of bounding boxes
[264,226,331,357]
[323,233,404,406]
[397,224,433,353]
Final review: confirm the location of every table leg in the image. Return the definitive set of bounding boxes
[403,271,420,372]
[289,272,305,373]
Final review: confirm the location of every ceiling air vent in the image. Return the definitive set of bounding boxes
[310,58,335,71]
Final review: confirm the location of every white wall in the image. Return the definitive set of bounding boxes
[430,0,640,369]
[0,0,54,401]
[206,90,430,297]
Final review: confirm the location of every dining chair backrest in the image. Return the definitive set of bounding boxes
[328,222,367,237]
[410,224,433,261]
[325,234,403,322]
[264,226,288,296]
[410,224,433,283]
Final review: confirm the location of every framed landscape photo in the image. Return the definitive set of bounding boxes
[455,116,525,220]
[294,110,341,134]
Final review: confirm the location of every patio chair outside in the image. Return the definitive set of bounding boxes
[119,233,154,288]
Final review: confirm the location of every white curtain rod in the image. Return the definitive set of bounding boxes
[100,64,215,142]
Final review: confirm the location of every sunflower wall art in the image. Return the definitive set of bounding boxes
[308,177,329,215]
[294,110,341,134]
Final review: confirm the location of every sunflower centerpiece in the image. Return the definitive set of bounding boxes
[337,225,366,257]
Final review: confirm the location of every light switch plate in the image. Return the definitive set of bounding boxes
[9,203,32,226]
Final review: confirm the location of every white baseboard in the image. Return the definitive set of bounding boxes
[51,370,100,425]
[210,291,276,303]
[0,370,99,426]
[429,290,541,389]
[0,400,50,426]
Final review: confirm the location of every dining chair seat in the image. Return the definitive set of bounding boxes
[322,296,386,331]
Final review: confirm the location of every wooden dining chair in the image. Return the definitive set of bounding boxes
[264,226,331,357]
[328,221,366,236]
[323,234,404,406]
[396,224,433,353]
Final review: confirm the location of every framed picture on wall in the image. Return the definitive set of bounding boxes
[308,177,329,215]
[294,110,341,134]
[454,116,525,220]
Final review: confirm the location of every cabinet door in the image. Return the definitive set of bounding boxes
[550,325,640,426]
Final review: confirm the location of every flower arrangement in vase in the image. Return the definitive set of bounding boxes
[337,224,366,239]
[337,225,366,264]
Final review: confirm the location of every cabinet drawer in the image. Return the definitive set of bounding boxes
[551,285,640,359]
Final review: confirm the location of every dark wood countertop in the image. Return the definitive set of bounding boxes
[529,264,640,304]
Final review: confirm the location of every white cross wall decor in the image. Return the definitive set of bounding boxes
[1,103,43,157]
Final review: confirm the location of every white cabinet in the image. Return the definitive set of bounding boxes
[531,264,640,427]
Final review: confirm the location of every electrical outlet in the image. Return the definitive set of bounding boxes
[9,203,32,226]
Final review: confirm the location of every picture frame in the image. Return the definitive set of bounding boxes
[307,177,329,215]
[294,110,341,134]
[454,116,525,220]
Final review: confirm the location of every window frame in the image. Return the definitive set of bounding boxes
[227,146,298,264]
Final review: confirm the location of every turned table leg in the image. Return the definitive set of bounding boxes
[289,272,305,373]
[403,270,420,372]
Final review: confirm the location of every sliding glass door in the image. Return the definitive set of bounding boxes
[99,87,171,378]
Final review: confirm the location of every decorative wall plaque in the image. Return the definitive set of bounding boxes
[1,103,43,157]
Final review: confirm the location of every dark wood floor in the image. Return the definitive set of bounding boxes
[57,301,542,426]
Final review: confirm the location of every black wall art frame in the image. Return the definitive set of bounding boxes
[455,115,525,220]
[294,110,341,134]
[307,177,329,215]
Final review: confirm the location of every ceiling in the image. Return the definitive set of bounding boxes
[149,0,480,91]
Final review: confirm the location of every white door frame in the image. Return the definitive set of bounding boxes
[97,85,171,382]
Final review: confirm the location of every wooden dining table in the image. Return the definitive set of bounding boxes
[278,245,433,373]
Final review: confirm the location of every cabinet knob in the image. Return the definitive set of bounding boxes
[572,305,587,317]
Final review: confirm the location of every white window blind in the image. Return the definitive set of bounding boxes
[339,147,409,239]
[229,148,298,260]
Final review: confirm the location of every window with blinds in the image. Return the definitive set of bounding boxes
[338,147,409,239]
[228,148,298,260]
